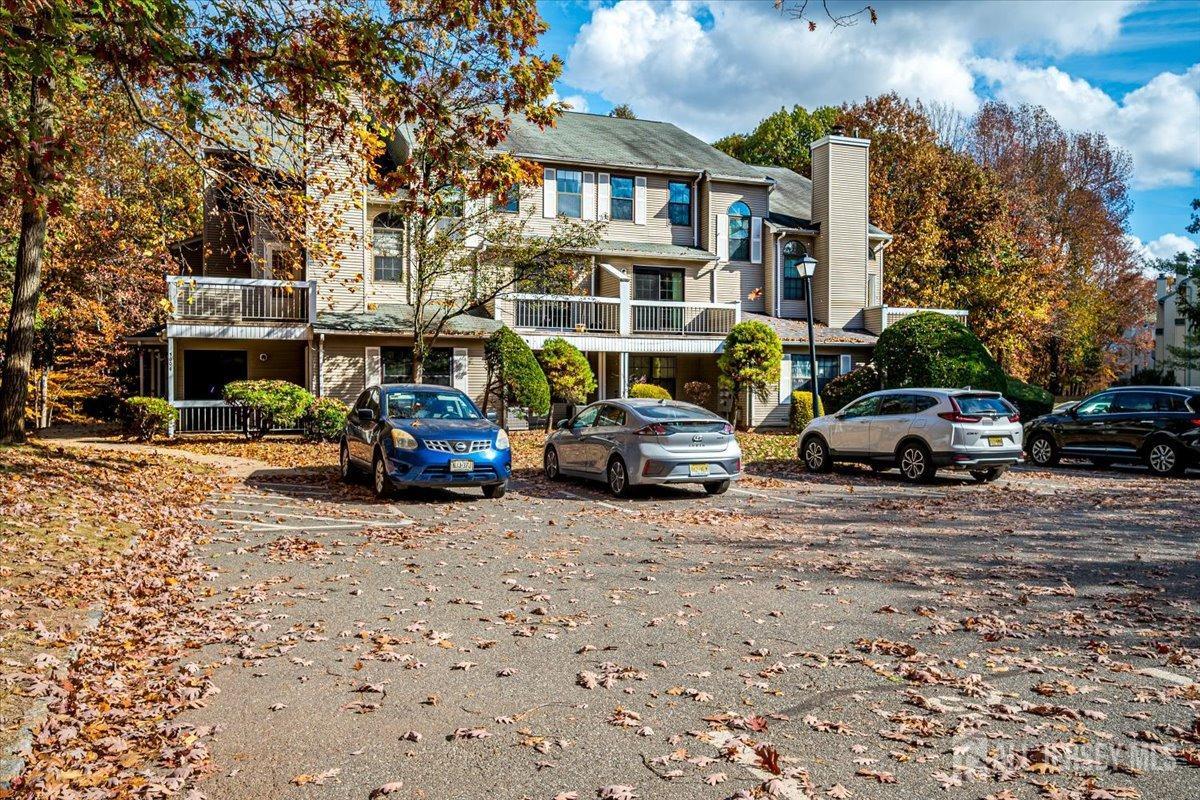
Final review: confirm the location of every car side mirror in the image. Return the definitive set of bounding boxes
[1067,407,1079,418]
[556,419,570,430]
[356,408,375,423]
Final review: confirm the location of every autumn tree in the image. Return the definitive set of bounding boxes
[0,0,562,443]
[608,104,637,120]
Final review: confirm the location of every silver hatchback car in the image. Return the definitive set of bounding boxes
[543,399,743,496]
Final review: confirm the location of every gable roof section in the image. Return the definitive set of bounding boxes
[499,111,768,183]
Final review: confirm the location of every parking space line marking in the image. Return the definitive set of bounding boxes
[210,507,413,526]
[527,487,635,514]
[729,487,822,507]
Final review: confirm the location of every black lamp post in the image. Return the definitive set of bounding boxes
[797,254,820,405]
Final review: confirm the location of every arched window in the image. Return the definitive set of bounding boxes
[373,213,404,282]
[727,201,751,262]
[782,240,807,301]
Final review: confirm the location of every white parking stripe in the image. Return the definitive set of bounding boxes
[210,507,412,526]
[729,487,822,507]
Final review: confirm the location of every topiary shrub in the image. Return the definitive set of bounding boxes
[537,338,596,427]
[1004,377,1053,420]
[820,363,881,413]
[118,397,177,442]
[875,312,1007,392]
[484,326,550,422]
[683,380,712,406]
[788,390,824,432]
[303,396,348,442]
[222,379,314,440]
[629,382,671,400]
[718,320,783,428]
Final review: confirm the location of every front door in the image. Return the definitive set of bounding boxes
[183,349,248,400]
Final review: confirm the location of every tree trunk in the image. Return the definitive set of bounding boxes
[410,340,425,384]
[0,74,54,444]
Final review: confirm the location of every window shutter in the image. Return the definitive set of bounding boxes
[840,354,853,375]
[597,173,611,220]
[581,172,596,221]
[779,354,793,404]
[715,214,729,262]
[750,216,763,264]
[634,176,647,225]
[463,198,484,248]
[542,167,556,218]
[364,346,382,387]
[453,347,469,393]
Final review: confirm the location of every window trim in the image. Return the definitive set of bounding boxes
[496,185,519,214]
[668,180,692,226]
[782,240,807,301]
[609,174,634,221]
[555,169,583,219]
[727,201,751,263]
[372,212,405,283]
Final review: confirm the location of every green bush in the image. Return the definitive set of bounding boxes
[304,396,348,442]
[537,338,596,405]
[875,312,1007,392]
[222,379,314,440]
[820,363,881,413]
[484,327,550,417]
[718,320,783,428]
[118,396,177,442]
[788,390,824,432]
[1004,377,1054,420]
[629,382,671,400]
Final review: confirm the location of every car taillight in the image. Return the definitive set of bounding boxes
[635,423,669,436]
[1190,418,1200,427]
[938,411,981,423]
[1008,412,1020,423]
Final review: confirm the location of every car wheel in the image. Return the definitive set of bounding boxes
[544,446,561,481]
[372,450,393,499]
[1027,433,1059,467]
[970,467,1006,483]
[606,456,631,497]
[339,440,355,482]
[801,436,833,473]
[1145,439,1185,476]
[703,480,730,495]
[483,482,507,499]
[897,441,937,483]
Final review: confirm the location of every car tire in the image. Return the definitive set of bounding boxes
[703,480,730,496]
[1026,433,1059,467]
[544,446,561,481]
[483,482,507,499]
[339,439,356,483]
[372,450,393,499]
[801,435,833,473]
[897,441,937,484]
[1145,439,1186,476]
[970,467,1006,483]
[606,456,631,497]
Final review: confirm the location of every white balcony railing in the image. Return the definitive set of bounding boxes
[168,276,316,324]
[863,305,968,335]
[496,291,740,337]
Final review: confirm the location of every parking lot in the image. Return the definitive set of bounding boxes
[172,450,1200,800]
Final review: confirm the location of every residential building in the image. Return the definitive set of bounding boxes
[1154,272,1197,386]
[131,111,966,432]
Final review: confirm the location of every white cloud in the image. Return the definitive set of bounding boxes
[562,0,1196,189]
[548,90,590,113]
[1130,232,1199,263]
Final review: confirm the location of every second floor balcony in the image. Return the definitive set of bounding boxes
[168,276,316,324]
[495,292,741,338]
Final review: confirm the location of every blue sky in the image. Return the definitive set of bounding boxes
[536,0,1200,261]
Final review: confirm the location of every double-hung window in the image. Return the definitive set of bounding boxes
[496,185,519,213]
[668,181,691,226]
[791,355,840,393]
[372,213,404,282]
[782,240,807,301]
[610,175,634,221]
[728,201,751,262]
[556,169,582,218]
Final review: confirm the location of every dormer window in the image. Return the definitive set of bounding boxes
[782,240,807,301]
[373,212,404,283]
[728,201,751,262]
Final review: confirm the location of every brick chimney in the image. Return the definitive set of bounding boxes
[810,131,870,328]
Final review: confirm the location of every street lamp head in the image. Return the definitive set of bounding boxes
[798,255,818,279]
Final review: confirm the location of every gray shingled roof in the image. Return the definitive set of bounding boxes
[499,111,769,182]
[743,312,877,345]
[315,305,502,337]
[753,165,890,239]
[586,240,716,261]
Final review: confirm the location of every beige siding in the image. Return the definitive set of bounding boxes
[763,228,776,315]
[364,200,408,307]
[319,335,489,406]
[810,138,869,328]
[751,346,871,428]
[601,257,710,302]
[714,260,764,310]
[308,118,367,314]
[706,180,769,255]
[174,339,308,398]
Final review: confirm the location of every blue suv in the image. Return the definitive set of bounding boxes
[340,384,512,498]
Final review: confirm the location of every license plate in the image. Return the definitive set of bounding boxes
[449,459,473,473]
[689,463,710,477]
[987,436,1004,447]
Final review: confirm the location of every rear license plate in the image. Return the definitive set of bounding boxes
[689,463,710,477]
[987,436,1004,447]
[449,459,473,473]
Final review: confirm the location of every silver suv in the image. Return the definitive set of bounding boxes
[798,389,1023,483]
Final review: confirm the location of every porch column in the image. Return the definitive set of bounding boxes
[597,352,607,400]
[138,349,146,396]
[618,352,629,399]
[617,281,631,336]
[166,338,176,436]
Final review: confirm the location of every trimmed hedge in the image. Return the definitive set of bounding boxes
[119,397,177,442]
[1004,377,1053,420]
[629,382,671,400]
[304,397,349,442]
[875,312,1006,392]
[820,363,881,413]
[223,379,314,440]
[788,390,824,432]
[484,327,550,416]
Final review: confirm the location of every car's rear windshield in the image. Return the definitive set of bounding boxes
[384,390,480,420]
[956,394,1013,415]
[639,404,721,422]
